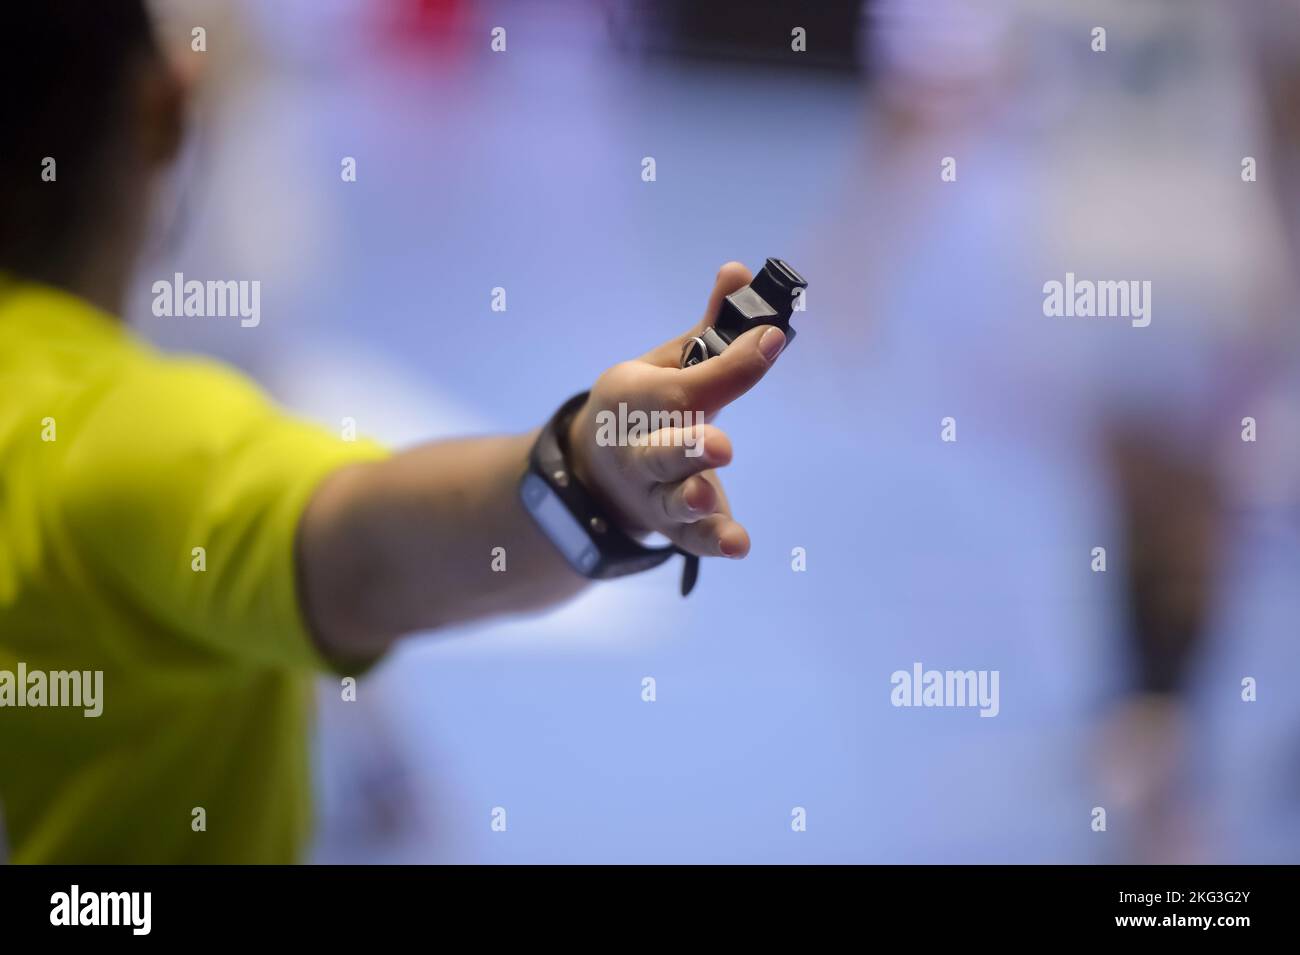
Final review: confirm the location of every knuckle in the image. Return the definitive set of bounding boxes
[641,445,669,482]
[595,361,642,399]
[603,361,638,390]
[657,485,679,523]
[664,383,691,412]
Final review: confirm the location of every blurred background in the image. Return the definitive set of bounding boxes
[131,0,1299,862]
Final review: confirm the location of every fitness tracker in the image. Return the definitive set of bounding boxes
[521,391,698,595]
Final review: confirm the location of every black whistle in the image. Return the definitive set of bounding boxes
[674,258,807,597]
[681,258,808,368]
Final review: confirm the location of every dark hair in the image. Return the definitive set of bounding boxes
[0,1,160,279]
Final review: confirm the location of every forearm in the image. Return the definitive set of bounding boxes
[297,431,589,660]
[296,262,781,663]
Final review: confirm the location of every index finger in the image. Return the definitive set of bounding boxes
[676,322,786,415]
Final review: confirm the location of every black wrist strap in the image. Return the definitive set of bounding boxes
[529,392,699,596]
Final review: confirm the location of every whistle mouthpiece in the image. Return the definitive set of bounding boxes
[714,257,808,346]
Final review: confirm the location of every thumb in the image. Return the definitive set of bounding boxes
[678,322,786,415]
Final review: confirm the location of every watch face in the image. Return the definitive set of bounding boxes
[520,472,600,574]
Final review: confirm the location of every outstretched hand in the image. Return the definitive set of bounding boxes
[567,262,786,559]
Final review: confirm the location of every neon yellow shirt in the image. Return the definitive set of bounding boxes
[0,280,387,862]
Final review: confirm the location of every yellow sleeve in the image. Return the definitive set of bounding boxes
[52,354,389,671]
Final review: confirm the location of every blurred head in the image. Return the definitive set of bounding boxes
[0,1,186,304]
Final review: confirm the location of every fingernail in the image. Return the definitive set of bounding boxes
[720,538,742,558]
[759,326,786,363]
